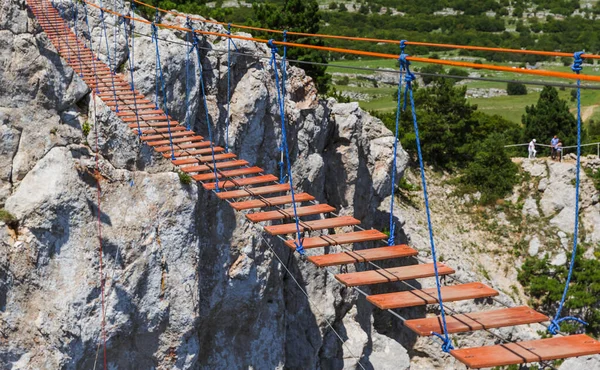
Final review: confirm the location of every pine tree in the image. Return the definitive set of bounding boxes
[522,86,577,146]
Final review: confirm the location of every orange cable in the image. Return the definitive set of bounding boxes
[83,0,600,83]
[131,0,600,60]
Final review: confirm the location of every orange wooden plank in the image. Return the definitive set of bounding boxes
[308,245,418,267]
[118,109,164,117]
[451,334,600,369]
[265,216,361,235]
[146,136,204,147]
[154,140,208,152]
[336,263,454,287]
[170,152,235,162]
[230,193,314,211]
[193,166,264,182]
[405,306,548,336]
[215,183,291,200]
[284,229,387,250]
[132,127,188,135]
[367,282,498,310]
[203,175,279,190]
[122,115,169,122]
[181,160,248,173]
[140,131,195,141]
[246,204,336,223]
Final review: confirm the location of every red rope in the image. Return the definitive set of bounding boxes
[92,90,108,369]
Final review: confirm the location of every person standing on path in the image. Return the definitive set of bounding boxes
[551,135,559,160]
[556,141,563,162]
[528,139,537,159]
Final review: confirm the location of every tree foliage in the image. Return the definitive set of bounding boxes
[506,82,527,96]
[250,0,330,93]
[522,86,577,146]
[518,249,600,336]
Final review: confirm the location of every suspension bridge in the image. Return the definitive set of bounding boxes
[24,0,600,368]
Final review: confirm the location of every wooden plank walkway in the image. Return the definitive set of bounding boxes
[28,3,600,367]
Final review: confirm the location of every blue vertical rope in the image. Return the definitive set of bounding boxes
[82,2,100,93]
[124,6,141,137]
[269,40,304,255]
[400,51,453,353]
[225,23,233,153]
[548,51,588,335]
[184,17,193,131]
[70,0,84,77]
[153,9,160,109]
[387,40,406,246]
[98,0,119,112]
[192,31,221,191]
[278,31,288,184]
[151,22,176,160]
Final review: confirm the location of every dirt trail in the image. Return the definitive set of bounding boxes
[571,104,598,121]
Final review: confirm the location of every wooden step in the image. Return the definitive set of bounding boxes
[265,216,361,236]
[193,166,264,182]
[216,183,291,200]
[146,135,204,147]
[308,245,417,267]
[367,282,498,310]
[133,127,188,135]
[171,152,235,163]
[118,109,164,117]
[405,306,548,336]
[154,140,208,153]
[230,193,314,211]
[284,229,387,250]
[123,115,169,122]
[181,160,248,173]
[451,334,600,369]
[335,263,455,287]
[140,131,196,141]
[203,175,279,190]
[246,204,336,223]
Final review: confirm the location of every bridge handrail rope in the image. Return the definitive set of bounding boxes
[124,2,142,136]
[79,0,600,84]
[129,0,600,61]
[278,30,288,184]
[269,39,304,255]
[70,0,85,77]
[548,51,589,335]
[387,40,406,247]
[151,20,176,160]
[400,46,453,353]
[191,29,221,191]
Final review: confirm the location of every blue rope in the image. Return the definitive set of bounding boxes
[269,39,304,255]
[225,23,233,153]
[151,22,176,160]
[98,0,119,111]
[278,30,288,184]
[70,0,84,78]
[82,2,100,93]
[400,50,453,353]
[184,17,193,132]
[153,10,161,109]
[387,40,406,246]
[124,6,141,137]
[192,31,221,192]
[548,51,588,335]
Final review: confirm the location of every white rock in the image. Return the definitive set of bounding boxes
[550,251,568,266]
[528,236,541,257]
[522,197,540,218]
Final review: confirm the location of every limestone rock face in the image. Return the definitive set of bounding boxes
[0,1,412,369]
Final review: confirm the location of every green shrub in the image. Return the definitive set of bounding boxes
[506,82,527,96]
[518,249,600,336]
[82,121,91,137]
[0,208,18,230]
[177,170,192,185]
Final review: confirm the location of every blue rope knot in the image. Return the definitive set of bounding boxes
[227,23,231,35]
[572,51,585,74]
[268,39,277,53]
[185,17,193,30]
[548,316,588,335]
[283,30,288,39]
[404,71,416,84]
[399,39,407,53]
[431,332,454,353]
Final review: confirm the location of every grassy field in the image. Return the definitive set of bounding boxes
[327,58,600,124]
